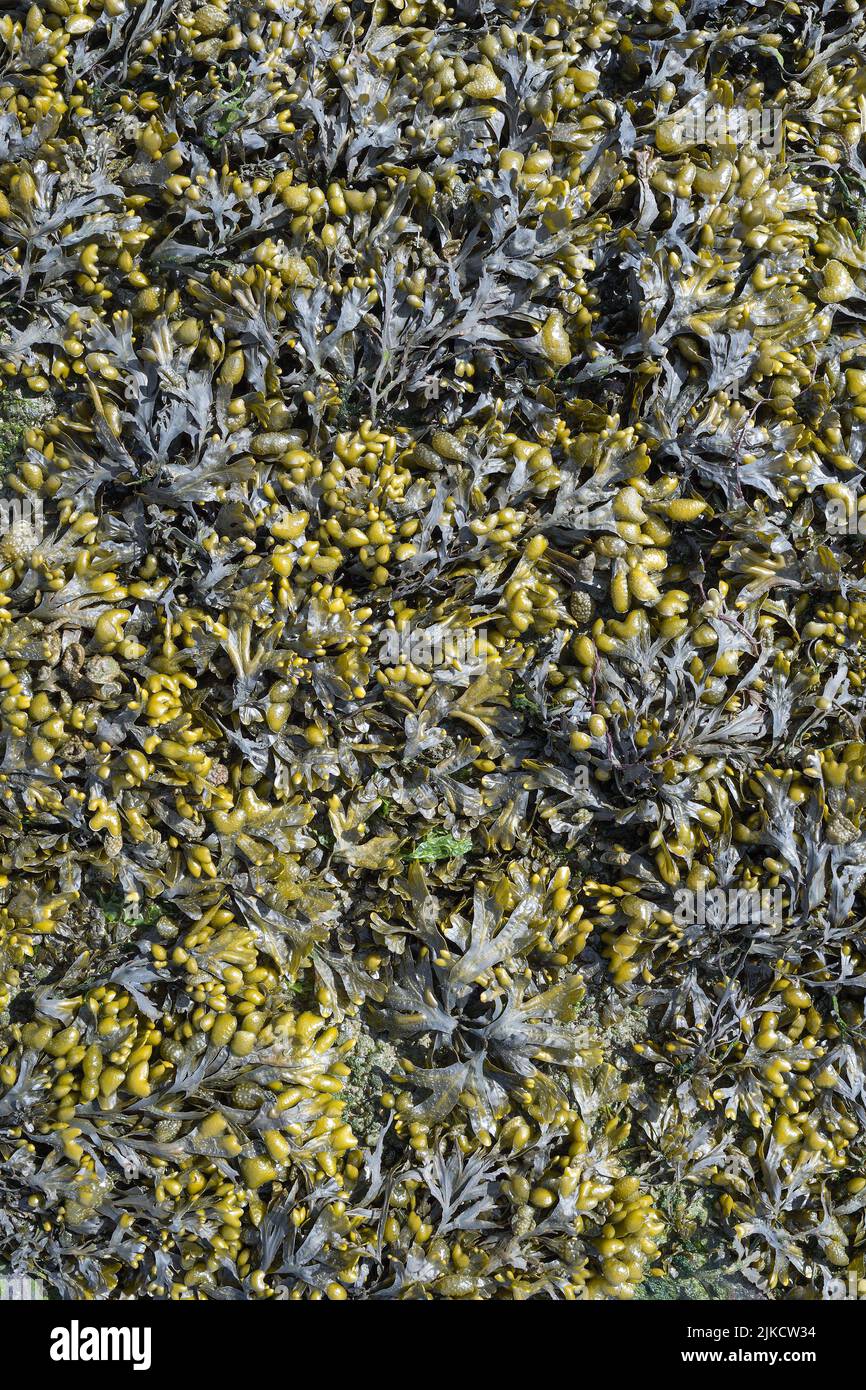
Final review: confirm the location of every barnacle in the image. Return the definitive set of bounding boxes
[0,0,865,1307]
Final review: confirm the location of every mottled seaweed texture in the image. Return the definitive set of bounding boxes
[0,0,864,1300]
